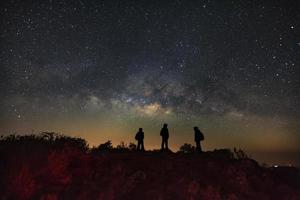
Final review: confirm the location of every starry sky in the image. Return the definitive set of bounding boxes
[1,0,299,166]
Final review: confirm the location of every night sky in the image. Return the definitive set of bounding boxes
[1,0,299,166]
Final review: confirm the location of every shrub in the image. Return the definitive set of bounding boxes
[233,147,248,160]
[128,142,137,151]
[91,140,113,153]
[179,143,195,153]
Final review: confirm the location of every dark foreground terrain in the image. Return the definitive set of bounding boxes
[0,133,299,200]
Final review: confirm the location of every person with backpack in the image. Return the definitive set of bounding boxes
[135,128,145,151]
[160,123,169,151]
[194,126,204,152]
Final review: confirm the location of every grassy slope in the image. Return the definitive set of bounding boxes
[0,135,299,200]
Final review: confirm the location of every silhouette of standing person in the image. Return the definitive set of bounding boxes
[135,128,144,151]
[160,123,169,151]
[194,126,204,152]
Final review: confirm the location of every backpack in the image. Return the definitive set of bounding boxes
[135,133,139,140]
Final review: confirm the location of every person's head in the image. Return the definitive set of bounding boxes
[139,128,143,131]
[163,123,168,128]
[194,126,199,131]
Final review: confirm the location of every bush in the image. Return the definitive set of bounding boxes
[179,143,195,154]
[128,143,137,151]
[0,132,89,152]
[91,140,113,153]
[233,147,248,159]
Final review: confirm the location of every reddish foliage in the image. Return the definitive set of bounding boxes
[7,165,36,200]
[0,141,299,200]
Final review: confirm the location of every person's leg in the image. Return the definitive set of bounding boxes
[161,138,165,150]
[165,139,168,150]
[199,142,202,152]
[141,140,144,151]
[196,141,200,152]
[137,141,141,150]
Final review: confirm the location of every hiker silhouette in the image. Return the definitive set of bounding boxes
[194,126,204,152]
[160,123,169,151]
[135,128,144,151]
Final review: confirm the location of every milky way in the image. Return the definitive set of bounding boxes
[1,0,299,165]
